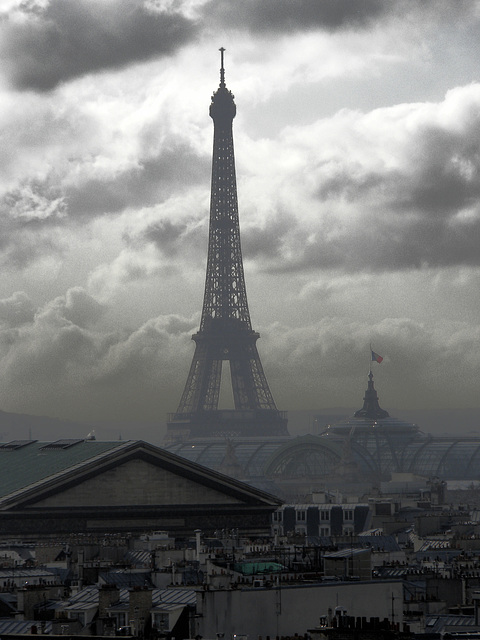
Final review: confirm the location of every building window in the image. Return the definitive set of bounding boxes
[344,510,353,521]
[320,511,330,521]
[154,613,169,632]
[296,510,306,521]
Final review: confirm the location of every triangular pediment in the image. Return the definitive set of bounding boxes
[0,440,281,511]
[32,457,244,508]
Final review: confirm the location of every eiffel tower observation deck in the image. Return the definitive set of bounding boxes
[166,50,288,443]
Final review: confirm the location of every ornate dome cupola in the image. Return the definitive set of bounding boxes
[353,371,390,420]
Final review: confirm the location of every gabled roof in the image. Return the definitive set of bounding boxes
[0,439,282,511]
[0,439,123,501]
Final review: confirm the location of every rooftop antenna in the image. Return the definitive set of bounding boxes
[219,47,225,87]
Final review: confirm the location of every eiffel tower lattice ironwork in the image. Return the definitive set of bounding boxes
[167,49,288,441]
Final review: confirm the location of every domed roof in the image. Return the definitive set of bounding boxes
[354,370,390,419]
[322,371,420,438]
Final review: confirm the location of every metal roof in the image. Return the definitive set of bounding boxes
[0,591,17,612]
[324,548,371,559]
[358,534,401,552]
[67,586,100,606]
[99,570,152,588]
[425,615,478,634]
[418,539,452,551]
[0,544,35,560]
[166,415,480,483]
[152,589,196,607]
[62,586,195,613]
[124,550,153,568]
[0,620,52,634]
[0,440,126,500]
[375,566,412,578]
[166,437,291,477]
[0,568,58,579]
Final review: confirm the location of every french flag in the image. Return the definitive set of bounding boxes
[371,350,383,363]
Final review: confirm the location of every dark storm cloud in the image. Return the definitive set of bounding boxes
[242,209,296,262]
[337,122,480,271]
[276,162,480,274]
[203,0,389,33]
[61,287,106,328]
[2,0,197,91]
[316,115,480,217]
[67,147,209,218]
[143,220,192,257]
[397,124,480,215]
[306,178,480,272]
[139,205,209,265]
[201,0,477,35]
[248,87,480,275]
[300,210,480,272]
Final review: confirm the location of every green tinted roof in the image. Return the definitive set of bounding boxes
[233,562,285,575]
[0,439,126,500]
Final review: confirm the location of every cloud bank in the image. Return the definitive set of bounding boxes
[1,0,197,91]
[1,0,480,428]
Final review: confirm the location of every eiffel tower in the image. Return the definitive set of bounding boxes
[166,50,288,442]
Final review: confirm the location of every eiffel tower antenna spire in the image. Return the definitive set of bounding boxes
[167,52,288,441]
[219,47,225,87]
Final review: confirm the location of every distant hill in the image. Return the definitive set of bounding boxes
[390,407,480,437]
[0,409,167,445]
[0,406,477,447]
[297,407,480,438]
[0,409,96,443]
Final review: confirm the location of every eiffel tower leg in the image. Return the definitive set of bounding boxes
[230,343,277,411]
[176,342,222,414]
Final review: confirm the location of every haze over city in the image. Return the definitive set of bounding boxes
[1,0,480,437]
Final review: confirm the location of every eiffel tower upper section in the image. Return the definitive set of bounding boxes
[166,50,288,442]
[201,48,251,338]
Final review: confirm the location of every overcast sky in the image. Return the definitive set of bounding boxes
[1,0,480,433]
